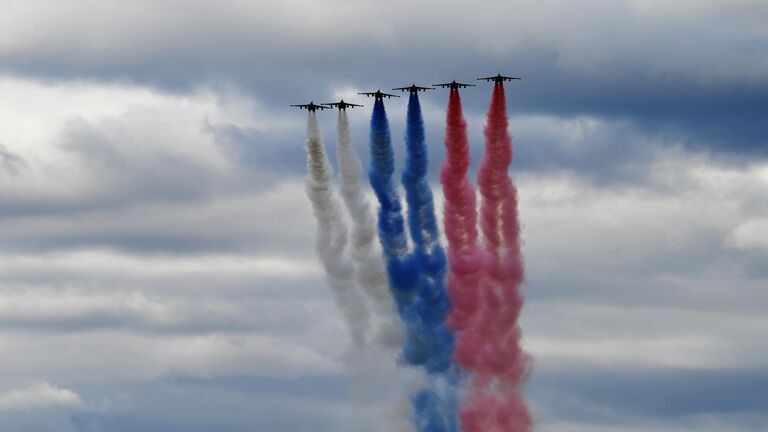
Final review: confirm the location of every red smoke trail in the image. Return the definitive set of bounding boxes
[440,90,483,335]
[455,83,531,432]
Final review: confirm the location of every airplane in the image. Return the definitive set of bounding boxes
[358,89,400,100]
[290,102,331,112]
[433,80,476,90]
[322,99,363,110]
[393,84,434,94]
[477,73,522,83]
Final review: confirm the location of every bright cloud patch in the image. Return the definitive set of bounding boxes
[0,4,766,425]
[0,383,82,410]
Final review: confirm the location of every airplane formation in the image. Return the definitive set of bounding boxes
[293,72,521,111]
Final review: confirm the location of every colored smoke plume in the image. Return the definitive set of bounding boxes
[462,82,531,432]
[334,109,403,348]
[438,85,532,432]
[367,98,422,352]
[440,89,484,335]
[402,93,453,374]
[367,97,458,432]
[304,112,371,349]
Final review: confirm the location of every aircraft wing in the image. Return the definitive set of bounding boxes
[394,86,433,92]
[358,91,400,98]
[433,82,476,88]
[292,103,330,110]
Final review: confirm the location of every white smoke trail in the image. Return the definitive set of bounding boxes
[331,109,415,432]
[305,112,370,349]
[335,109,403,349]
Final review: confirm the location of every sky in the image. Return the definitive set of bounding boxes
[0,0,767,431]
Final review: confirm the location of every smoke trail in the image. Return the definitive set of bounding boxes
[366,98,423,430]
[437,87,487,397]
[438,89,486,432]
[304,112,371,349]
[367,98,457,432]
[401,93,452,374]
[459,83,531,432]
[401,93,457,432]
[334,109,403,348]
[367,98,422,354]
[439,89,483,336]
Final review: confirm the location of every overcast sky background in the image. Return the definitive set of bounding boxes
[1,0,767,431]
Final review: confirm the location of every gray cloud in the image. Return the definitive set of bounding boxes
[2,0,766,155]
[529,367,768,431]
[68,379,361,432]
[1,1,767,431]
[0,144,25,174]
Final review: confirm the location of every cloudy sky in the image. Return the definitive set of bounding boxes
[1,0,767,431]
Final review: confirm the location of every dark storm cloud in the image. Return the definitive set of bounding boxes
[165,373,354,399]
[0,294,320,335]
[60,118,226,202]
[0,103,298,223]
[0,190,317,254]
[205,121,308,176]
[1,2,767,432]
[68,376,359,432]
[0,144,26,174]
[48,367,768,432]
[515,65,768,154]
[2,1,765,159]
[529,367,768,423]
[9,48,767,156]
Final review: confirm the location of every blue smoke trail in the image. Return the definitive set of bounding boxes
[402,93,458,432]
[368,97,458,432]
[368,99,423,354]
[402,93,453,374]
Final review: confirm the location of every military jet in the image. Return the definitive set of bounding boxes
[322,99,363,110]
[358,90,400,100]
[477,73,522,83]
[433,80,476,90]
[393,84,434,94]
[290,102,331,112]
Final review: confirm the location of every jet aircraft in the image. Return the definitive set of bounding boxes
[433,80,476,90]
[477,73,522,84]
[358,90,400,100]
[290,102,331,112]
[393,84,434,94]
[322,99,363,110]
[477,73,522,83]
